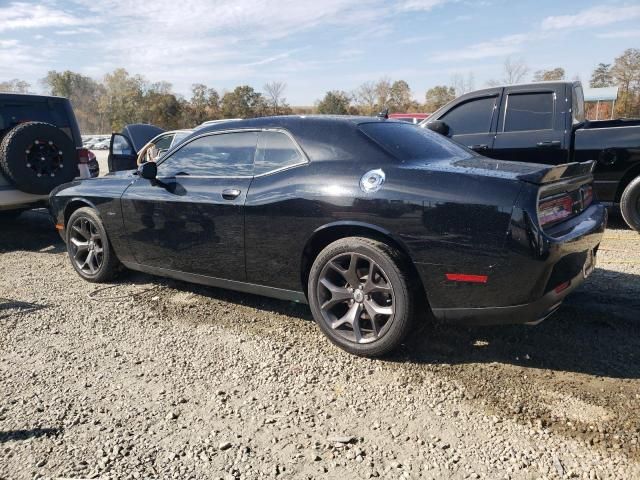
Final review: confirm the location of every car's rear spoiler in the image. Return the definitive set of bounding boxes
[517,161,595,185]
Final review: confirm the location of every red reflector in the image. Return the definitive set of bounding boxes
[445,273,488,284]
[554,281,571,294]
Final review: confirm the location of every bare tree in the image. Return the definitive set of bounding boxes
[503,56,529,84]
[0,78,31,93]
[450,72,475,96]
[353,81,377,115]
[487,56,529,86]
[263,81,287,115]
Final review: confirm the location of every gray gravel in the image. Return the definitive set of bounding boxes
[1,210,639,479]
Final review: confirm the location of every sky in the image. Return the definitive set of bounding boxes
[0,0,639,105]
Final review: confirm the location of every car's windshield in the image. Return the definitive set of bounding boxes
[359,122,472,162]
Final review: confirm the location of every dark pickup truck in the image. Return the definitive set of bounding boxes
[422,81,640,230]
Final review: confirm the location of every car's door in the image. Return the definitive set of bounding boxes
[120,130,258,280]
[108,133,137,172]
[437,90,500,155]
[491,85,570,165]
[244,130,309,290]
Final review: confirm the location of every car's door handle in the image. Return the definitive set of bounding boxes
[222,188,241,200]
[536,140,561,148]
[468,144,489,151]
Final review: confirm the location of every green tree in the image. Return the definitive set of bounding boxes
[424,85,455,112]
[141,82,184,129]
[589,63,614,88]
[533,67,565,82]
[0,78,31,93]
[188,83,220,124]
[316,90,351,114]
[611,48,640,117]
[97,68,147,131]
[41,70,104,133]
[388,80,413,112]
[220,85,267,118]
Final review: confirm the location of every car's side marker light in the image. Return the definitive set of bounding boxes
[554,280,571,294]
[55,223,64,231]
[445,273,488,284]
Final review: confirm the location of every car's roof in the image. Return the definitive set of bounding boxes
[0,92,69,102]
[195,115,394,135]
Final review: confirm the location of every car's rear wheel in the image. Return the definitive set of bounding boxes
[308,237,415,357]
[66,207,120,282]
[620,176,640,231]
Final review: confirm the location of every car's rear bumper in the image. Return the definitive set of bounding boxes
[431,203,606,326]
[431,262,590,325]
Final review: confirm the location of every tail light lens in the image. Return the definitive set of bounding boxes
[538,194,573,227]
[77,147,90,164]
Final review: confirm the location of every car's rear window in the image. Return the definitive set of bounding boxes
[359,122,472,162]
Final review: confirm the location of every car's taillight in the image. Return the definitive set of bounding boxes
[77,147,91,164]
[538,194,573,227]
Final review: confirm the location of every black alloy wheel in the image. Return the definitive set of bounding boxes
[69,216,104,275]
[66,207,120,282]
[317,252,395,344]
[309,237,415,357]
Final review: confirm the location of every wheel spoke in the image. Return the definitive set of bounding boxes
[70,237,89,253]
[344,254,362,287]
[364,298,392,318]
[320,277,352,309]
[363,262,391,294]
[84,251,96,273]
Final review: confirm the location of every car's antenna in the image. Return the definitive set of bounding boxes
[377,108,389,119]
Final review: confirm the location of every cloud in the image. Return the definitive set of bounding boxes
[431,34,528,61]
[596,29,640,39]
[0,2,86,32]
[396,0,449,12]
[541,5,640,30]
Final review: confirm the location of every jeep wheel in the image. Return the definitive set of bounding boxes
[0,122,77,195]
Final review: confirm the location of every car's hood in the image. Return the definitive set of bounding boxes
[121,124,164,153]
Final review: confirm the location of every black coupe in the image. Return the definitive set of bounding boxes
[50,116,606,356]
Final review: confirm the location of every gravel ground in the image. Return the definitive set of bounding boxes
[0,210,639,480]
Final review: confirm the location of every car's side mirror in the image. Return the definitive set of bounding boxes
[426,120,450,136]
[138,161,157,180]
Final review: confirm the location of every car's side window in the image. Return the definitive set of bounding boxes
[254,131,304,175]
[157,131,258,177]
[440,96,496,136]
[112,134,133,155]
[154,134,174,152]
[503,92,554,132]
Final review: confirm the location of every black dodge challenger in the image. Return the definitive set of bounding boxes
[50,116,606,357]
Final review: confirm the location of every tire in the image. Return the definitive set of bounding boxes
[620,176,640,232]
[308,237,415,357]
[66,207,120,282]
[0,122,77,195]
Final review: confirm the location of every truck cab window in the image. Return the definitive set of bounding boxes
[504,92,554,132]
[440,96,496,135]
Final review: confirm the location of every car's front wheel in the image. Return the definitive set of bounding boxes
[308,237,415,357]
[66,207,120,282]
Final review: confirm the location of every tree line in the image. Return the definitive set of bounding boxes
[1,48,639,133]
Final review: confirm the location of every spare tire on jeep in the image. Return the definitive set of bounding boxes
[0,121,77,195]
